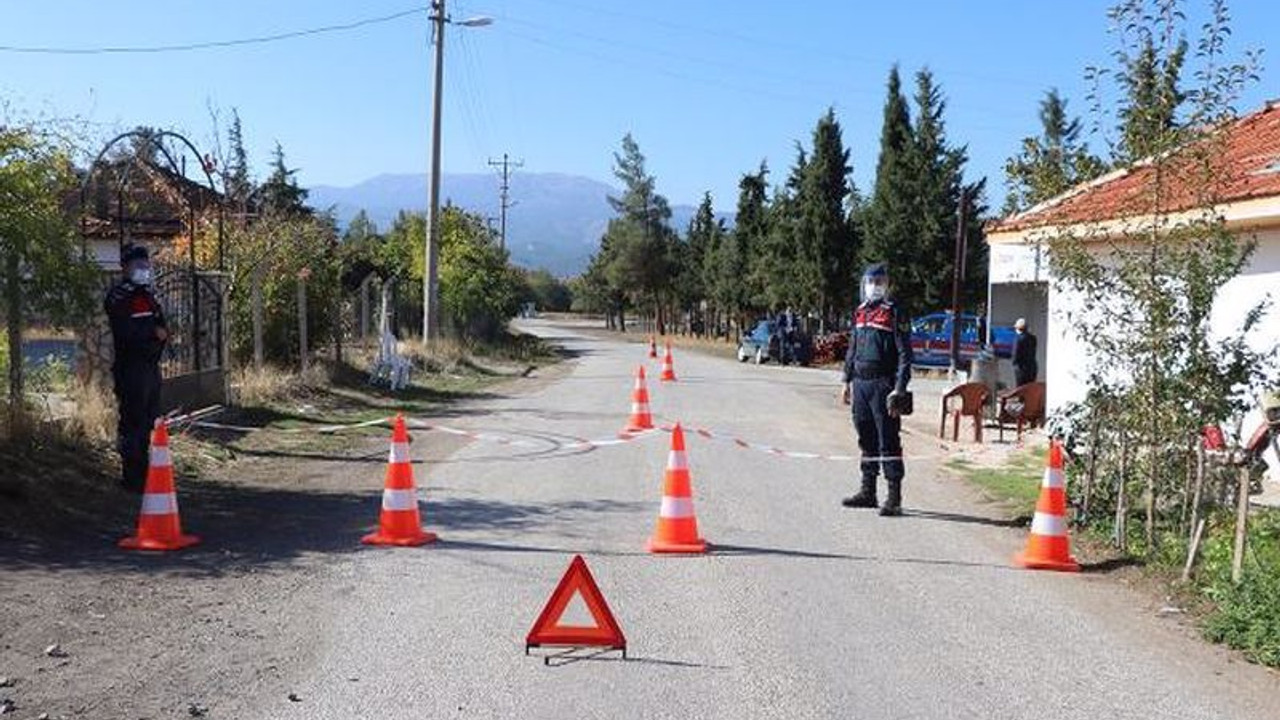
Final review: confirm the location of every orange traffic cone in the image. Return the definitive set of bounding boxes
[659,342,677,382]
[623,365,654,432]
[362,415,437,547]
[646,423,707,553]
[119,422,200,551]
[648,336,658,359]
[1014,440,1079,572]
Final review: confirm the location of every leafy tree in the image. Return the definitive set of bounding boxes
[521,269,573,313]
[1050,0,1268,553]
[1003,89,1108,214]
[0,125,98,423]
[438,206,522,339]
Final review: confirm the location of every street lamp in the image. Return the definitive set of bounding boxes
[423,1,492,343]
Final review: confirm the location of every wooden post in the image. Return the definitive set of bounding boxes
[1231,465,1250,584]
[251,264,264,369]
[1083,413,1100,522]
[297,268,310,373]
[360,276,371,348]
[1181,517,1207,583]
[1115,433,1129,552]
[1188,439,1207,548]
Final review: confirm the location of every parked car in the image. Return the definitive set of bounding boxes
[738,319,777,364]
[736,319,813,366]
[910,312,1015,367]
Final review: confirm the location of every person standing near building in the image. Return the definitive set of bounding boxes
[1012,317,1038,387]
[104,244,168,493]
[840,263,913,516]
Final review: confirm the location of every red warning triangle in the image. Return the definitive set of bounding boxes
[526,555,626,651]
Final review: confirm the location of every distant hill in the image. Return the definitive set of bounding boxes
[310,172,732,277]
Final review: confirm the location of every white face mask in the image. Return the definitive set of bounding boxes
[129,268,153,286]
[863,279,887,302]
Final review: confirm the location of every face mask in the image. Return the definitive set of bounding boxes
[863,279,887,302]
[129,268,153,286]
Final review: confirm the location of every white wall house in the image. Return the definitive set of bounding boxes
[986,101,1280,482]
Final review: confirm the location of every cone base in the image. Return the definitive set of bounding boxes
[362,529,438,547]
[646,537,707,554]
[622,422,654,433]
[1013,551,1080,572]
[659,375,676,383]
[119,533,201,552]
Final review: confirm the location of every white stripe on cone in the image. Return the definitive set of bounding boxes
[631,402,650,413]
[659,496,695,518]
[389,441,411,464]
[667,450,688,471]
[382,488,419,511]
[140,493,178,515]
[1030,512,1067,537]
[150,446,172,468]
[1042,467,1065,489]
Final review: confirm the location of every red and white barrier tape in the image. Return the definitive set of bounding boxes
[177,410,934,464]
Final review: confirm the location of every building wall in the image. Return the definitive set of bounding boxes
[1040,228,1280,482]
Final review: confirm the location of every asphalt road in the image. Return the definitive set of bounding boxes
[240,317,1278,719]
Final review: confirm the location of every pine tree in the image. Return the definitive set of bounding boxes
[861,66,922,315]
[1003,89,1107,214]
[602,134,675,332]
[225,110,254,213]
[260,142,310,217]
[800,108,854,324]
[910,68,967,313]
[1116,35,1187,162]
[717,164,769,335]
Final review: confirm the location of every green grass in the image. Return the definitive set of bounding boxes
[945,447,1046,519]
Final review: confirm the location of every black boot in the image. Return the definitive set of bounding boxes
[842,477,878,508]
[879,480,902,516]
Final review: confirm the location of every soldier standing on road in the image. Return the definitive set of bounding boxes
[104,244,168,493]
[1011,317,1038,387]
[840,263,913,516]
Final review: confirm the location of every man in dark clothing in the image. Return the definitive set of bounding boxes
[1012,317,1038,387]
[840,263,913,516]
[104,244,168,492]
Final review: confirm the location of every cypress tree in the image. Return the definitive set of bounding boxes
[861,66,922,315]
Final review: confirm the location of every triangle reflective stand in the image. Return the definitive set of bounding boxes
[525,555,626,663]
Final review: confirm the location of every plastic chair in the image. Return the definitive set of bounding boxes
[940,382,989,443]
[997,381,1047,443]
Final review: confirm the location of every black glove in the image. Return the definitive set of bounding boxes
[887,390,913,417]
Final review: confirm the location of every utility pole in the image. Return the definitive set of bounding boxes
[948,187,971,378]
[422,1,492,342]
[487,152,523,250]
[423,0,447,343]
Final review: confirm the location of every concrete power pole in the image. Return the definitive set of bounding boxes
[487,152,523,250]
[423,0,447,343]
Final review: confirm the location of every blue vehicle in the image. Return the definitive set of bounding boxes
[910,312,1015,367]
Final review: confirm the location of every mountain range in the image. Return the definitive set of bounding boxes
[309,172,731,277]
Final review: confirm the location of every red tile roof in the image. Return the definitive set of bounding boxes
[989,101,1280,234]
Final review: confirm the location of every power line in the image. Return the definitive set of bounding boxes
[0,7,428,55]
[487,152,523,250]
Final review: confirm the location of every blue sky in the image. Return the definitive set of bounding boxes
[1,0,1275,212]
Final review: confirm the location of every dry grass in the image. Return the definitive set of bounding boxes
[230,363,332,407]
[64,380,116,443]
